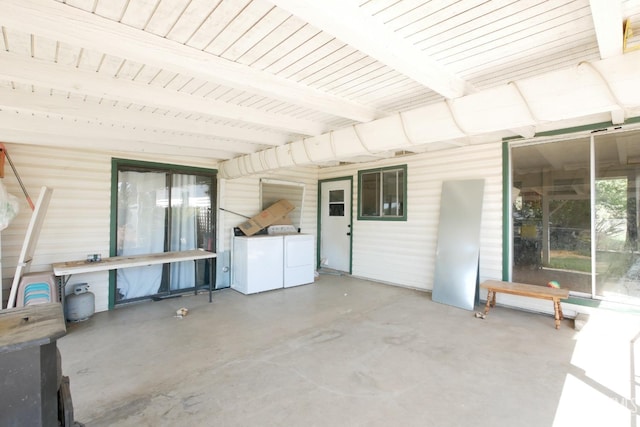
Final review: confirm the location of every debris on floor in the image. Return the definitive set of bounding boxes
[474,312,486,319]
[175,307,189,318]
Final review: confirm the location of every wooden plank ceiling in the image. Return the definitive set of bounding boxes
[0,0,637,163]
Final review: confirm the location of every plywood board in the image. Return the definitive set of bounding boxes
[6,186,53,309]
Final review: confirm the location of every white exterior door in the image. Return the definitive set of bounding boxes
[320,179,352,272]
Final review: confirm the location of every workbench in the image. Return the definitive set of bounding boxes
[480,280,570,329]
[52,249,217,303]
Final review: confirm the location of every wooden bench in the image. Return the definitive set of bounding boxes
[480,280,570,329]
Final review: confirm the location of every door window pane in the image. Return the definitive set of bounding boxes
[329,189,344,203]
[329,190,345,216]
[594,132,640,301]
[512,138,592,293]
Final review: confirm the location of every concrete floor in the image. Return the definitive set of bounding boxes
[58,275,640,426]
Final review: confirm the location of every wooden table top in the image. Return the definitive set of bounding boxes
[52,249,216,276]
[0,303,66,354]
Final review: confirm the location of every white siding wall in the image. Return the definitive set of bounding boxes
[0,143,216,312]
[0,140,586,318]
[318,142,504,291]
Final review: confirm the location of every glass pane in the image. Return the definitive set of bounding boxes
[116,170,167,301]
[170,174,212,291]
[361,172,380,216]
[329,204,344,216]
[382,171,398,216]
[594,131,640,302]
[329,189,344,203]
[512,138,592,293]
[329,188,344,217]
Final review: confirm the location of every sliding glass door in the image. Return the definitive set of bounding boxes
[512,137,592,294]
[114,161,216,304]
[594,133,640,302]
[511,128,640,304]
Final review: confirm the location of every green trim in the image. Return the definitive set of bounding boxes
[317,176,353,274]
[357,164,407,221]
[503,116,640,143]
[108,159,118,310]
[113,158,217,175]
[502,142,510,281]
[109,158,217,310]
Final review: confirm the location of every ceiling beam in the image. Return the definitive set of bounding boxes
[0,110,234,160]
[0,130,231,161]
[268,0,469,99]
[589,0,624,59]
[0,52,325,136]
[0,86,286,148]
[3,0,382,123]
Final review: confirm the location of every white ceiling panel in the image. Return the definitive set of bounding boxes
[0,0,637,165]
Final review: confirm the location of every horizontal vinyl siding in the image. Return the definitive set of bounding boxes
[0,143,217,312]
[318,142,503,291]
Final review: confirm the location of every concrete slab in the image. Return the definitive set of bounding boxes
[56,275,640,426]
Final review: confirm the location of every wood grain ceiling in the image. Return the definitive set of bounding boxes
[0,0,637,163]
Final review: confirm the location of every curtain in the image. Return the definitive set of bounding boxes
[116,171,166,299]
[170,174,197,290]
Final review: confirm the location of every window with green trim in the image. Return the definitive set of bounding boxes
[358,165,407,220]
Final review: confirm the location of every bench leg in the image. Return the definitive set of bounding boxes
[553,299,562,329]
[484,290,494,315]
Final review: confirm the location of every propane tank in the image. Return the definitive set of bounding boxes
[65,283,95,322]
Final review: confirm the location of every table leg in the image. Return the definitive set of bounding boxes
[208,257,213,303]
[192,259,213,303]
[553,299,561,329]
[484,290,494,315]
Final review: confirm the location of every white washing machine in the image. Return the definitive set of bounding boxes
[232,235,284,294]
[283,233,315,288]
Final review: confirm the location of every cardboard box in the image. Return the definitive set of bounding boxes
[271,214,293,226]
[238,199,295,236]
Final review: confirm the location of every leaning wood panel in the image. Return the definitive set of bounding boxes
[6,186,53,309]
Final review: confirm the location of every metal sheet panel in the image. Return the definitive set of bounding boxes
[432,179,485,311]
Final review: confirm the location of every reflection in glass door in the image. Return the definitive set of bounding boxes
[169,174,213,292]
[595,133,640,302]
[511,138,592,294]
[511,129,640,304]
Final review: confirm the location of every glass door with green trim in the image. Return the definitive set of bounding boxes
[594,132,640,302]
